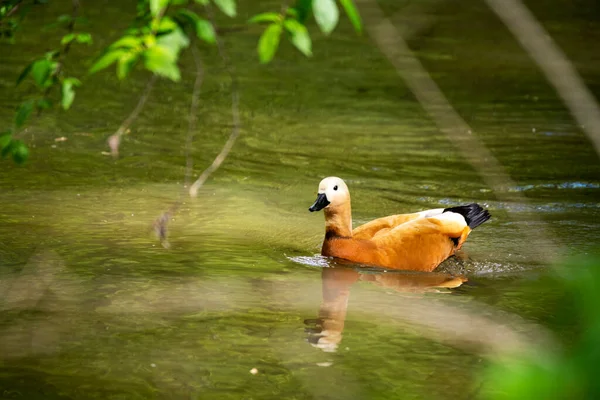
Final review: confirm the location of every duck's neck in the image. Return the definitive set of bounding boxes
[324,204,353,238]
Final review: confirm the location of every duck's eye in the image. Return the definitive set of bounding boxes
[333,185,338,191]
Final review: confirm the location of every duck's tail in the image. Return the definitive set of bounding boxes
[443,203,491,229]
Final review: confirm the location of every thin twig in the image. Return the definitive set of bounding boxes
[3,0,24,19]
[185,44,204,187]
[485,0,600,157]
[107,74,158,157]
[153,43,205,248]
[189,5,241,198]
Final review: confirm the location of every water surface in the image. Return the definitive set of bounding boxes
[1,0,599,398]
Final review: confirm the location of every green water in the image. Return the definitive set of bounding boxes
[1,0,600,398]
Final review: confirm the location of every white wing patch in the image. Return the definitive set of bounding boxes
[432,211,467,227]
[416,208,445,218]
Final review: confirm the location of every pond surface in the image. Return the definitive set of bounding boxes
[1,0,600,399]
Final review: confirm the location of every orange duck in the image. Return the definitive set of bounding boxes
[308,177,490,271]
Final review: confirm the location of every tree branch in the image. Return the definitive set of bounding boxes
[107,74,158,157]
[153,43,205,248]
[188,5,241,198]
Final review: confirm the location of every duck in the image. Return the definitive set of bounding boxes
[308,176,490,271]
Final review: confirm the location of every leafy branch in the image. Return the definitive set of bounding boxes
[250,0,362,63]
[1,0,90,164]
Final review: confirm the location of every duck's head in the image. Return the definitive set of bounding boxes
[309,177,350,212]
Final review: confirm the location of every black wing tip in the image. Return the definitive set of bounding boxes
[443,203,491,230]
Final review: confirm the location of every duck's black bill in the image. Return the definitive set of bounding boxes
[309,193,330,212]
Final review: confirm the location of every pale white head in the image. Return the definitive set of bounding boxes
[309,176,350,212]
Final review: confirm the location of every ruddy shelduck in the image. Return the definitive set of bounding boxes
[309,177,491,271]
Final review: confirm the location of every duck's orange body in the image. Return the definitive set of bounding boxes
[309,177,490,272]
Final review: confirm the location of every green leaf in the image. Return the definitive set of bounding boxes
[258,23,282,64]
[212,0,236,17]
[339,0,362,33]
[149,0,169,18]
[61,78,80,110]
[293,0,313,24]
[11,140,29,164]
[15,100,34,128]
[0,133,11,151]
[194,0,209,5]
[89,49,127,74]
[110,35,142,50]
[61,33,75,45]
[57,14,72,24]
[249,12,281,24]
[37,98,52,109]
[195,19,216,44]
[156,16,179,33]
[177,9,200,25]
[1,139,13,158]
[117,52,140,79]
[283,19,312,57]
[144,46,181,81]
[16,62,33,86]
[286,8,299,19]
[313,0,339,35]
[30,59,52,87]
[75,33,93,44]
[156,27,190,57]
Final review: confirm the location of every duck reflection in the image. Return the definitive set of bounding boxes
[305,266,467,352]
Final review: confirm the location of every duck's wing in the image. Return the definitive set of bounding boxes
[369,212,472,271]
[352,208,445,240]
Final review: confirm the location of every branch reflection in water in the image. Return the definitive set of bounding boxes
[305,264,467,352]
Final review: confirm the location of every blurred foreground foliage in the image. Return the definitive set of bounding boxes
[484,254,600,400]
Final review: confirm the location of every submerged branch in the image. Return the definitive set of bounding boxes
[108,74,158,157]
[485,0,600,157]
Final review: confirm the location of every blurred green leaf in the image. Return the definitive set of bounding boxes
[117,52,140,79]
[339,0,362,33]
[156,16,178,33]
[144,45,180,81]
[61,32,75,45]
[11,140,29,164]
[149,0,169,18]
[213,0,236,17]
[283,19,312,57]
[194,0,209,5]
[61,77,80,110]
[1,139,13,158]
[156,27,189,56]
[258,23,282,64]
[89,49,127,74]
[30,59,52,87]
[0,133,11,151]
[313,0,338,35]
[75,32,93,44]
[293,0,312,24]
[37,98,52,109]
[177,9,200,26]
[110,35,142,50]
[195,19,216,44]
[57,14,72,24]
[286,8,299,19]
[16,62,33,86]
[249,12,281,24]
[15,100,34,128]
